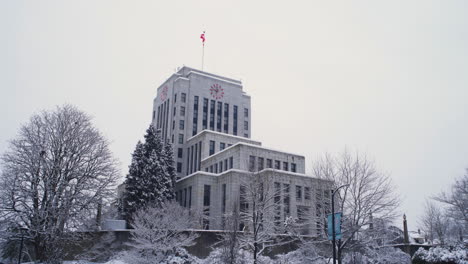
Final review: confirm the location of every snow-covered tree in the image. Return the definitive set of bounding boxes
[123,125,176,220]
[434,170,467,240]
[215,202,242,264]
[313,150,400,260]
[419,199,448,244]
[0,105,119,263]
[238,174,295,264]
[122,201,201,264]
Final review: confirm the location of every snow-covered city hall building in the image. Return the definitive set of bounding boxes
[152,66,331,232]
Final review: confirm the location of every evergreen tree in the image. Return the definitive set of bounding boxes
[123,125,176,220]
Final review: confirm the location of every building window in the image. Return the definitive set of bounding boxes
[274,160,281,170]
[224,103,229,133]
[219,161,223,172]
[177,148,183,158]
[258,157,264,171]
[188,186,192,208]
[172,120,175,130]
[198,141,202,171]
[209,140,215,155]
[244,133,248,138]
[180,106,185,116]
[171,134,174,144]
[179,120,185,130]
[204,185,211,206]
[203,185,211,230]
[274,182,281,226]
[184,188,187,207]
[177,162,182,173]
[240,185,248,212]
[284,184,290,216]
[244,121,249,131]
[229,156,233,169]
[305,187,311,200]
[220,142,226,150]
[173,106,176,116]
[152,110,155,120]
[193,96,199,136]
[186,148,190,175]
[224,159,228,171]
[179,190,183,206]
[291,163,297,173]
[181,93,186,102]
[233,105,238,135]
[296,186,302,202]
[174,93,177,103]
[249,155,256,172]
[214,163,218,173]
[209,100,215,130]
[178,134,184,144]
[209,165,213,173]
[217,102,222,132]
[222,184,227,214]
[244,108,249,118]
[267,159,272,168]
[283,162,289,171]
[190,145,194,174]
[203,98,208,130]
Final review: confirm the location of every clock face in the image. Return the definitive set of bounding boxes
[210,84,224,99]
[160,86,168,101]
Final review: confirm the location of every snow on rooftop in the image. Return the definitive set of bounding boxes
[186,129,261,144]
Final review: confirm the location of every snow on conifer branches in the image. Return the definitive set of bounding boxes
[122,125,176,220]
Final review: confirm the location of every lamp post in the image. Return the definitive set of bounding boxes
[332,184,349,264]
[17,227,27,264]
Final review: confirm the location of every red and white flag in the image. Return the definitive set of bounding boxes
[200,31,206,45]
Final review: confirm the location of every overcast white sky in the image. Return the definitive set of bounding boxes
[1,0,467,230]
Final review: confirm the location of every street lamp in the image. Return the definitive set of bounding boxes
[17,227,27,264]
[332,184,349,264]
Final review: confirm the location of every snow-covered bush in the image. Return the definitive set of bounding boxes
[342,247,411,264]
[201,248,273,264]
[274,246,327,264]
[412,243,468,264]
[122,201,201,264]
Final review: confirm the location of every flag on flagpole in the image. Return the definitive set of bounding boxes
[200,31,206,45]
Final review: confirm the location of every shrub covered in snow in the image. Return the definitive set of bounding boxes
[341,247,411,264]
[412,243,468,264]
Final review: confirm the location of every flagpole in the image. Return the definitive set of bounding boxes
[200,31,205,71]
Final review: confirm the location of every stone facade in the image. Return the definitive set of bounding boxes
[153,66,332,234]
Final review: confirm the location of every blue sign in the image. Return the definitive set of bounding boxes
[327,212,342,240]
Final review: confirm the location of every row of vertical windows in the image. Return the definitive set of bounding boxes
[187,141,203,175]
[205,156,234,173]
[194,96,239,135]
[248,156,298,173]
